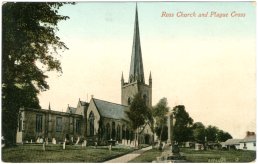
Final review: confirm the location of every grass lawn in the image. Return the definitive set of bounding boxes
[129,148,162,163]
[129,147,256,163]
[180,148,256,162]
[2,144,133,162]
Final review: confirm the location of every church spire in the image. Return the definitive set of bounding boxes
[129,4,145,84]
[48,102,51,110]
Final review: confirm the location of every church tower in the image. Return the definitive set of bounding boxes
[121,5,152,108]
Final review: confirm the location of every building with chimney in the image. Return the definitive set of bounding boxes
[16,5,153,145]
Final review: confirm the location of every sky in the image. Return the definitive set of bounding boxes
[38,2,256,139]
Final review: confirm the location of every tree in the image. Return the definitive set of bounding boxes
[217,130,232,142]
[152,98,169,142]
[125,93,152,146]
[173,105,193,144]
[205,125,219,142]
[2,2,71,145]
[192,122,206,144]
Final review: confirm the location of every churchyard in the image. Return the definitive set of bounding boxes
[2,144,133,162]
[2,143,256,162]
[130,147,256,162]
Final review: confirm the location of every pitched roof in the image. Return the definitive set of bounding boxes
[224,139,242,145]
[129,5,145,84]
[66,106,77,114]
[241,135,256,142]
[92,98,129,121]
[80,100,89,106]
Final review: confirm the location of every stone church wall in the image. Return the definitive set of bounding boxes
[17,108,83,143]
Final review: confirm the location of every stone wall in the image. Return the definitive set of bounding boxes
[17,108,83,143]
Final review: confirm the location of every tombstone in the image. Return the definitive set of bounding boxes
[94,142,97,148]
[52,138,56,144]
[122,139,125,145]
[108,144,112,151]
[36,137,40,143]
[75,137,80,145]
[31,139,33,144]
[82,140,87,148]
[71,136,74,143]
[46,138,48,145]
[135,140,138,147]
[172,144,180,155]
[130,141,135,147]
[63,139,66,150]
[43,142,46,151]
[39,138,43,143]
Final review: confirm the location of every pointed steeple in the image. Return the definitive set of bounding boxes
[121,72,124,86]
[129,4,145,84]
[48,102,51,110]
[149,71,152,86]
[121,72,124,81]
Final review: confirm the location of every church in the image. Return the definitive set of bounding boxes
[16,6,153,145]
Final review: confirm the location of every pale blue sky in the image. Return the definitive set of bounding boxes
[39,2,256,139]
[57,2,255,39]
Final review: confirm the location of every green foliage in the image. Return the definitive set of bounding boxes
[192,122,206,143]
[125,93,152,130]
[205,125,219,142]
[2,2,71,145]
[154,126,168,141]
[152,98,169,141]
[217,130,232,142]
[173,105,193,143]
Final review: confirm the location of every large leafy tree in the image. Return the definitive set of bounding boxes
[217,130,232,142]
[205,125,219,142]
[152,98,169,141]
[2,2,71,145]
[192,122,206,144]
[173,105,193,144]
[125,93,152,146]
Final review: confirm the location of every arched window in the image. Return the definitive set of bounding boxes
[126,128,130,140]
[122,125,126,139]
[117,125,121,141]
[106,123,111,140]
[112,122,116,140]
[128,97,131,105]
[89,112,95,136]
[143,94,147,105]
[18,113,23,132]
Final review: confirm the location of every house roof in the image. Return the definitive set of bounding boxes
[240,135,256,143]
[224,139,242,145]
[66,106,77,114]
[92,98,129,121]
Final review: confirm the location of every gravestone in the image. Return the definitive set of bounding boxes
[63,139,66,150]
[52,138,56,144]
[75,137,80,145]
[43,142,46,151]
[82,140,87,148]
